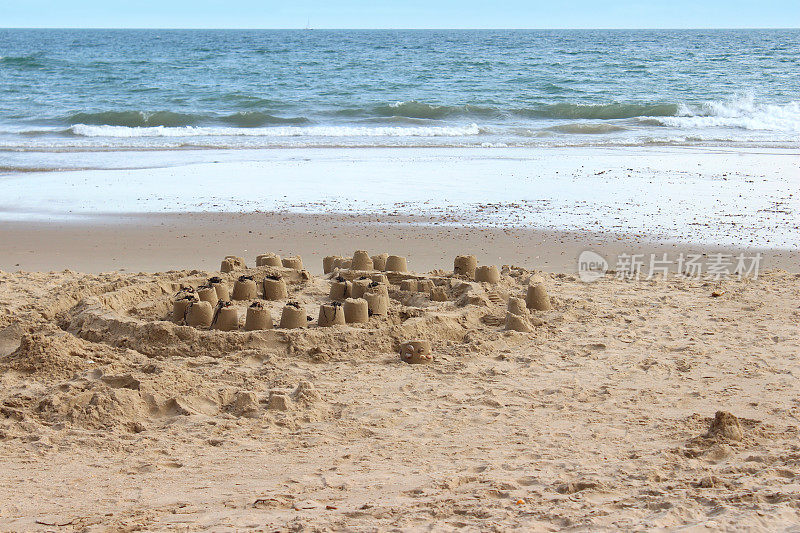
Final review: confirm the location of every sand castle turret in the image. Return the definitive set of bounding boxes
[257,253,282,267]
[172,293,197,325]
[197,285,219,307]
[282,255,303,270]
[343,298,369,323]
[386,255,408,272]
[245,302,273,331]
[211,302,238,331]
[351,278,372,299]
[507,296,528,316]
[208,277,229,301]
[186,300,214,328]
[417,279,434,293]
[371,253,389,271]
[329,277,351,300]
[525,282,552,311]
[221,255,246,273]
[400,279,417,292]
[351,250,373,271]
[475,265,500,283]
[279,302,306,329]
[232,275,258,300]
[364,289,389,316]
[262,275,288,300]
[318,302,346,327]
[323,255,341,274]
[506,296,533,332]
[454,255,477,279]
[370,273,388,284]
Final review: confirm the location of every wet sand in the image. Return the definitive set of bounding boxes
[1,211,797,274]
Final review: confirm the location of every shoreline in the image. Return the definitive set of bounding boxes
[1,211,797,274]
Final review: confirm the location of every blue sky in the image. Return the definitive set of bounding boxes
[1,0,798,29]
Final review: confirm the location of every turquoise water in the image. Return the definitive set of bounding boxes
[0,29,798,152]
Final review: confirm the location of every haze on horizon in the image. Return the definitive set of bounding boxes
[1,0,798,30]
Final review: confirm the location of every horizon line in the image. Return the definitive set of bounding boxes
[1,26,798,31]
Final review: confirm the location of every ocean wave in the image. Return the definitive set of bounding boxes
[219,112,310,127]
[0,54,46,69]
[64,110,311,128]
[67,111,200,127]
[654,95,800,133]
[334,100,679,121]
[68,123,483,138]
[335,101,502,120]
[546,123,628,134]
[514,103,680,120]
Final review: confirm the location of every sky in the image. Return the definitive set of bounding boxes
[1,0,798,29]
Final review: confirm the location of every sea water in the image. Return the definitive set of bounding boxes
[0,29,798,158]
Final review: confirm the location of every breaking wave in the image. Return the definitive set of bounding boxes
[654,95,800,133]
[68,123,483,138]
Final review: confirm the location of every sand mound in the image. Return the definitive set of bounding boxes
[706,410,744,441]
[1,327,105,380]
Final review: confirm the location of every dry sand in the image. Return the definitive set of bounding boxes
[1,252,799,531]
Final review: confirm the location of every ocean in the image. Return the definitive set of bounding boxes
[0,28,798,156]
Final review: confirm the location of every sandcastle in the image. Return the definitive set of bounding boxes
[454,255,477,279]
[323,255,341,274]
[262,275,288,300]
[351,278,372,299]
[400,279,418,292]
[506,296,532,331]
[282,255,303,270]
[256,252,283,267]
[343,298,369,323]
[329,277,351,300]
[186,300,213,328]
[400,339,433,364]
[371,253,389,271]
[221,255,246,273]
[351,250,373,271]
[245,302,273,331]
[364,288,388,315]
[172,293,196,325]
[475,265,500,283]
[279,302,307,329]
[66,250,561,359]
[211,301,238,331]
[417,279,435,293]
[526,282,552,311]
[197,285,219,307]
[430,286,448,302]
[386,255,408,272]
[318,302,346,327]
[207,276,229,300]
[232,275,258,301]
[706,411,743,441]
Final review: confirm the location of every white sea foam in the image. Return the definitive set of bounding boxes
[657,95,800,133]
[69,123,483,138]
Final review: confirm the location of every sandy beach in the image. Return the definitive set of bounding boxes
[2,19,800,531]
[0,143,799,530]
[1,254,799,530]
